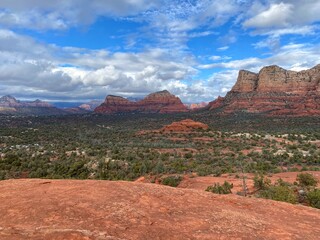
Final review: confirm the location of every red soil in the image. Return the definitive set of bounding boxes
[178,171,320,193]
[0,179,320,239]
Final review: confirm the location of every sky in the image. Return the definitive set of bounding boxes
[0,0,319,103]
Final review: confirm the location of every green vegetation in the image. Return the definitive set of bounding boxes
[206,181,233,194]
[307,189,320,209]
[254,173,319,208]
[0,113,319,182]
[161,175,183,187]
[297,173,318,188]
[253,174,271,190]
[259,185,297,204]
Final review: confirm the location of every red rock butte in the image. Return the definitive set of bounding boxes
[161,119,209,132]
[94,90,188,114]
[208,64,320,116]
[0,179,319,240]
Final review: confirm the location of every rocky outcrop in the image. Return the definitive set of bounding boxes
[78,100,102,111]
[95,90,188,114]
[0,179,319,239]
[208,64,320,116]
[94,95,137,113]
[185,102,208,110]
[161,119,209,132]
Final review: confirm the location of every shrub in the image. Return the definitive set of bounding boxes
[161,175,183,187]
[276,178,291,187]
[253,174,271,190]
[307,189,320,209]
[154,160,165,174]
[297,173,318,187]
[206,181,233,194]
[259,185,297,204]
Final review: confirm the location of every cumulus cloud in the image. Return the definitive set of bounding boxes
[0,0,160,30]
[243,0,320,36]
[0,29,198,101]
[199,43,320,72]
[244,3,293,29]
[0,1,319,103]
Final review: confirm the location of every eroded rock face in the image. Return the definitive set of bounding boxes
[231,70,258,92]
[95,95,136,113]
[208,64,320,115]
[161,119,209,132]
[95,90,188,114]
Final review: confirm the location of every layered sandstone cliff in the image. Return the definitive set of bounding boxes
[208,64,320,115]
[95,90,188,114]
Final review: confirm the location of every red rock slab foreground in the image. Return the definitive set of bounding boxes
[0,179,319,240]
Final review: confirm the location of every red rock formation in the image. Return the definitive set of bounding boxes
[95,90,188,114]
[78,100,102,111]
[95,95,136,113]
[185,102,208,110]
[208,64,320,116]
[0,179,319,239]
[161,119,209,132]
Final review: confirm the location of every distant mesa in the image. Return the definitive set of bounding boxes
[78,100,102,111]
[161,119,209,133]
[208,64,320,116]
[64,100,103,114]
[185,102,208,110]
[94,90,188,114]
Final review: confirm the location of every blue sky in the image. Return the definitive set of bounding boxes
[0,0,319,103]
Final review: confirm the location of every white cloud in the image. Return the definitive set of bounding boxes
[0,1,319,103]
[127,0,245,49]
[0,29,199,101]
[209,55,232,61]
[0,0,160,30]
[243,0,320,37]
[244,3,293,29]
[217,46,229,51]
[178,69,239,102]
[252,25,318,38]
[199,43,320,72]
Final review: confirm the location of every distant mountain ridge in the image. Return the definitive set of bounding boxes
[0,95,65,115]
[0,95,53,108]
[95,90,188,114]
[208,64,320,116]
